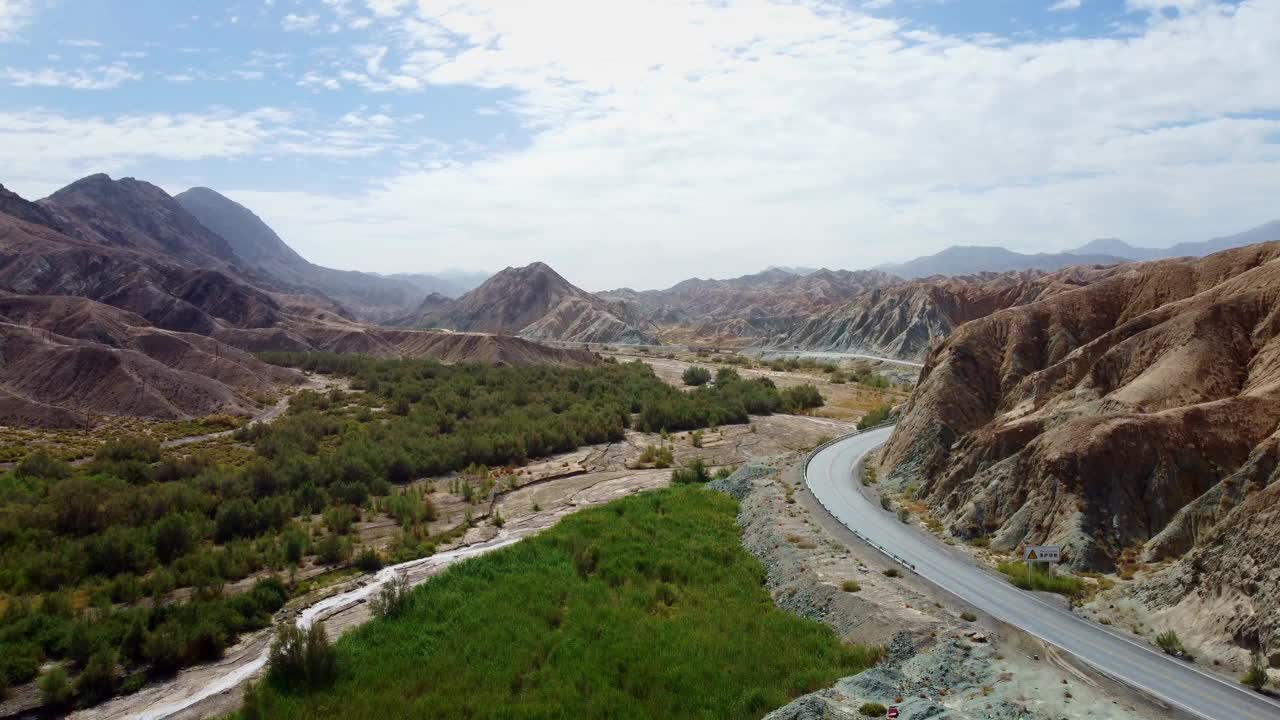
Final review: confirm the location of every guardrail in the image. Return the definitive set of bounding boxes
[802,422,918,572]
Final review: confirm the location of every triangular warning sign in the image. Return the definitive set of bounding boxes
[1027,550,1038,560]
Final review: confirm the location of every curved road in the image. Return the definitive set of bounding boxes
[807,426,1280,720]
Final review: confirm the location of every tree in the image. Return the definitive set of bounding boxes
[781,385,824,413]
[682,366,712,386]
[74,648,118,703]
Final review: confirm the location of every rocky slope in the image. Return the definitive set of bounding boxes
[778,268,1106,360]
[602,268,898,346]
[0,293,302,426]
[874,243,1280,652]
[406,262,657,344]
[175,187,454,320]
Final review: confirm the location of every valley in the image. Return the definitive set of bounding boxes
[0,168,1278,719]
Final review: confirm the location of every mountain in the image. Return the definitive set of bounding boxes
[1072,220,1280,262]
[873,241,1280,651]
[602,268,898,346]
[40,174,244,271]
[409,262,657,345]
[877,245,1125,279]
[175,187,473,321]
[775,268,1106,360]
[0,177,593,418]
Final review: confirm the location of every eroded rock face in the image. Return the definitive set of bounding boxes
[878,242,1280,572]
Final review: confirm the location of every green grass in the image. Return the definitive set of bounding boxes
[996,562,1086,598]
[240,487,884,719]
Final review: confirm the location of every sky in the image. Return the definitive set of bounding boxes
[1,0,1277,290]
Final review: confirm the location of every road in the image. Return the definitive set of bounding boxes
[807,426,1280,720]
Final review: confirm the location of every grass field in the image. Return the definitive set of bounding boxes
[240,487,883,719]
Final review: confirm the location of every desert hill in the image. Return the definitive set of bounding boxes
[874,241,1280,650]
[404,262,657,345]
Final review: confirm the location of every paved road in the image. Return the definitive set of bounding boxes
[807,426,1280,720]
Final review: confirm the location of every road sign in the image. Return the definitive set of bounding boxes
[887,707,899,719]
[1023,545,1061,562]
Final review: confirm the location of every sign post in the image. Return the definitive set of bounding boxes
[1022,545,1062,590]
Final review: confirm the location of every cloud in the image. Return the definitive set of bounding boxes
[214,0,1280,289]
[282,13,320,32]
[1049,0,1083,10]
[2,63,141,90]
[0,0,35,41]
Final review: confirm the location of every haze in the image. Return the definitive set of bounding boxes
[2,0,1278,289]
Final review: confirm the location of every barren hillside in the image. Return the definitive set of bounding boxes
[405,261,657,345]
[875,241,1280,649]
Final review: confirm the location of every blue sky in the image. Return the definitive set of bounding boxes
[1,0,1277,289]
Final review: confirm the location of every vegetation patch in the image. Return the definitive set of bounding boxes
[236,488,884,719]
[996,562,1086,599]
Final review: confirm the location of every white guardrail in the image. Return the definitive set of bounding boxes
[802,422,918,573]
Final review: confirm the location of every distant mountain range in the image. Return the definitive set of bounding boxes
[875,246,1126,279]
[1070,220,1280,261]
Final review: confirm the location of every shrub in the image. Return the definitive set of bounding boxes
[995,562,1086,598]
[682,366,712,386]
[859,702,887,717]
[690,430,704,448]
[858,404,893,430]
[1155,630,1185,657]
[1242,652,1269,691]
[880,496,892,511]
[354,548,383,573]
[153,514,196,565]
[781,385,824,413]
[883,568,900,578]
[961,611,977,622]
[896,508,910,523]
[39,665,71,707]
[671,459,712,485]
[268,623,337,690]
[492,510,505,528]
[15,450,72,480]
[370,575,414,619]
[841,580,861,592]
[74,648,118,703]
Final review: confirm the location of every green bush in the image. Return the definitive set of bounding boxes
[858,405,893,430]
[841,580,861,592]
[781,385,824,413]
[1155,630,1185,657]
[268,623,337,691]
[39,665,71,707]
[74,648,119,703]
[370,575,413,620]
[1242,652,1270,690]
[682,366,712,386]
[354,548,383,573]
[859,702,887,717]
[672,458,712,484]
[996,562,1086,598]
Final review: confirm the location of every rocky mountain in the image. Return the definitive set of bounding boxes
[776,269,1105,360]
[175,187,475,321]
[0,179,595,424]
[39,175,245,271]
[407,262,657,345]
[874,242,1280,651]
[603,268,898,346]
[877,245,1124,279]
[1072,219,1280,262]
